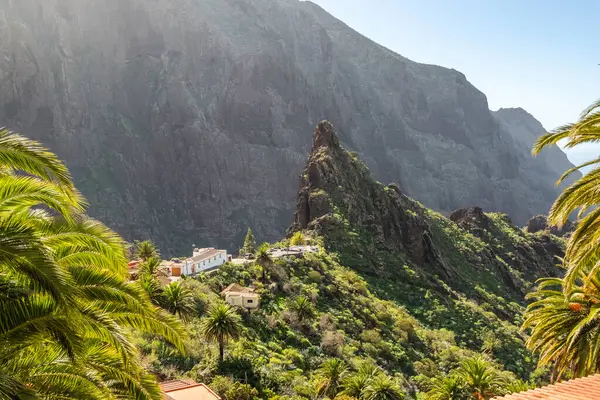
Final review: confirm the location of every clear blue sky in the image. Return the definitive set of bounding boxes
[310,0,600,166]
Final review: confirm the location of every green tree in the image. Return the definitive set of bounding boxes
[527,99,600,378]
[163,281,196,321]
[523,275,600,380]
[255,242,273,284]
[137,273,166,306]
[201,304,243,363]
[457,357,499,400]
[532,99,600,288]
[315,358,348,399]
[140,256,165,277]
[241,228,256,256]
[362,375,404,400]
[289,295,316,323]
[342,374,371,398]
[427,375,469,400]
[0,127,185,399]
[210,376,259,400]
[136,240,159,261]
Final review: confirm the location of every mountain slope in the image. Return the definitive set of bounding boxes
[290,121,563,318]
[143,122,567,398]
[0,0,577,253]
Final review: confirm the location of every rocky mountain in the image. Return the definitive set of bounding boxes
[287,121,566,374]
[290,121,564,304]
[0,0,578,254]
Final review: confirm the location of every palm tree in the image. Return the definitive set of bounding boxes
[532,99,600,288]
[427,375,469,400]
[136,240,159,261]
[315,358,348,399]
[163,281,196,321]
[200,303,243,363]
[362,374,404,400]
[341,373,371,398]
[139,256,168,279]
[137,273,166,306]
[255,242,273,283]
[289,295,316,323]
[457,356,499,400]
[0,127,185,399]
[527,100,600,378]
[503,379,535,395]
[523,275,600,380]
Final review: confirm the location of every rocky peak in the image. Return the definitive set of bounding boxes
[312,121,340,151]
[449,207,491,237]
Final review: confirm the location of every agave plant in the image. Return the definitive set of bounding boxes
[0,127,185,399]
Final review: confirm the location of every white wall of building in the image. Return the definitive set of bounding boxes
[183,250,227,276]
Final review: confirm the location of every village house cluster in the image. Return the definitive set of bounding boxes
[128,244,320,311]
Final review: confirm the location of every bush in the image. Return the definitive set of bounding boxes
[322,331,346,356]
[209,376,259,400]
[290,231,307,246]
[307,270,323,284]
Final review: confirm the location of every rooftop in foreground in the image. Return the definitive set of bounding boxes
[492,374,600,400]
[160,379,221,400]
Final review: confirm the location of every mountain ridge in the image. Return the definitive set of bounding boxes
[0,0,578,254]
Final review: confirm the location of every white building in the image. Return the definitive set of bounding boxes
[221,283,260,309]
[181,247,230,275]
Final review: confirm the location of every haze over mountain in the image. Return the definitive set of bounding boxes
[0,0,578,254]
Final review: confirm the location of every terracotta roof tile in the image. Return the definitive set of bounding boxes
[160,379,221,400]
[221,283,254,294]
[492,374,600,400]
[190,249,225,263]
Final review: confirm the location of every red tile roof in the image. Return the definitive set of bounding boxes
[160,379,221,400]
[221,283,254,294]
[492,374,600,399]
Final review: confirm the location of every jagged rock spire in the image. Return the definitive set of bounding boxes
[312,121,339,150]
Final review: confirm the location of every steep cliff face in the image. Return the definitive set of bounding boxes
[0,0,576,254]
[290,122,564,305]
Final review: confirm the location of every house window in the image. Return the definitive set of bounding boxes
[247,299,253,303]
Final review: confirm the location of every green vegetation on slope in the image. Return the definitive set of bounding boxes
[139,234,555,399]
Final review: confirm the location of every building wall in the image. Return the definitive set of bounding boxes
[242,294,259,309]
[225,294,243,307]
[200,251,227,271]
[181,250,228,276]
[225,293,259,309]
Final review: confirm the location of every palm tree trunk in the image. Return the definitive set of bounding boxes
[219,336,224,363]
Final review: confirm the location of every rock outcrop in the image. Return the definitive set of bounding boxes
[525,214,575,237]
[291,122,564,302]
[0,0,579,254]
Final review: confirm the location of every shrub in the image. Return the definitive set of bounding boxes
[322,331,346,356]
[308,270,324,284]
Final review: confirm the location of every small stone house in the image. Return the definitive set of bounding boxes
[220,283,259,309]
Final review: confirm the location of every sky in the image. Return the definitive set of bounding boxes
[309,0,600,166]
